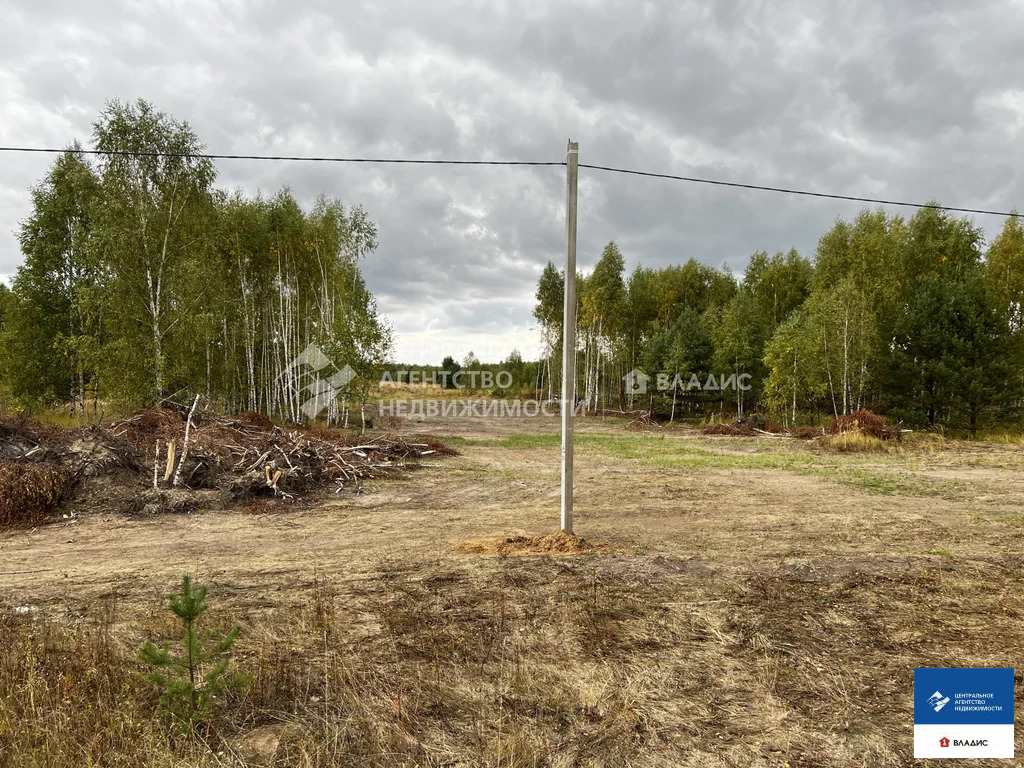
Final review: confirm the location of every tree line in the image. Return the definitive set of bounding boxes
[535,208,1024,433]
[0,100,392,422]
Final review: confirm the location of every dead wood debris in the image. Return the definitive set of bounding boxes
[626,412,661,430]
[825,409,902,441]
[0,406,456,525]
[701,415,824,439]
[108,405,456,499]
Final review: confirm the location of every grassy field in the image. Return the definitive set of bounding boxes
[2,411,1024,766]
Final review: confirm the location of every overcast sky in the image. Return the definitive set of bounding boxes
[2,0,1022,363]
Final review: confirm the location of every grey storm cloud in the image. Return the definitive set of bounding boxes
[1,0,1022,363]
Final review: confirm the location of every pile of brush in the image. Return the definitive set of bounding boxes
[110,401,456,499]
[825,409,901,441]
[0,404,455,526]
[626,412,661,430]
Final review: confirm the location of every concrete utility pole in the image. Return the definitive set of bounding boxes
[561,140,579,535]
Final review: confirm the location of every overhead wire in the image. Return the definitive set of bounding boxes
[0,145,1016,217]
[578,163,1018,218]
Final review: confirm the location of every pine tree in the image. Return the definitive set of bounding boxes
[441,355,461,389]
[661,308,713,420]
[889,270,1016,433]
[139,575,246,731]
[709,288,766,417]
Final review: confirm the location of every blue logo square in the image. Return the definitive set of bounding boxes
[914,668,1014,725]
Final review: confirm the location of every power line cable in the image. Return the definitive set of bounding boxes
[0,146,564,166]
[0,145,1016,217]
[578,163,1018,218]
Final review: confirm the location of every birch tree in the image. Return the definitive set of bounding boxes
[93,99,216,404]
[533,262,564,400]
[762,308,826,424]
[1,148,101,409]
[806,278,877,416]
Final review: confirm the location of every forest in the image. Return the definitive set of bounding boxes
[3,99,1023,437]
[0,99,392,422]
[533,208,1024,433]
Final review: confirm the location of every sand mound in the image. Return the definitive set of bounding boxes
[454,529,591,556]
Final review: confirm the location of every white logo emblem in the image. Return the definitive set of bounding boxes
[282,343,356,419]
[623,368,650,396]
[928,691,950,713]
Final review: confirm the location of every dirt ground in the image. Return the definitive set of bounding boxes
[3,411,1024,766]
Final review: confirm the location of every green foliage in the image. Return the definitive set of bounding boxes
[904,204,983,285]
[3,101,392,420]
[534,261,564,331]
[0,283,9,409]
[641,307,714,419]
[762,308,826,422]
[580,242,626,335]
[744,248,813,329]
[986,213,1024,332]
[92,99,217,404]
[139,575,246,732]
[805,278,878,417]
[528,201,1017,431]
[441,355,461,389]
[496,348,526,396]
[0,147,101,408]
[708,288,767,416]
[889,270,1018,433]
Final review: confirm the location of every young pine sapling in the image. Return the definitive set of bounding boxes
[139,574,247,731]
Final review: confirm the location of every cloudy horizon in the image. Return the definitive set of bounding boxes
[2,0,1022,364]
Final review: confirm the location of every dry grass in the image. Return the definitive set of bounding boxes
[453,529,591,555]
[4,552,1020,767]
[901,432,946,452]
[819,431,890,453]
